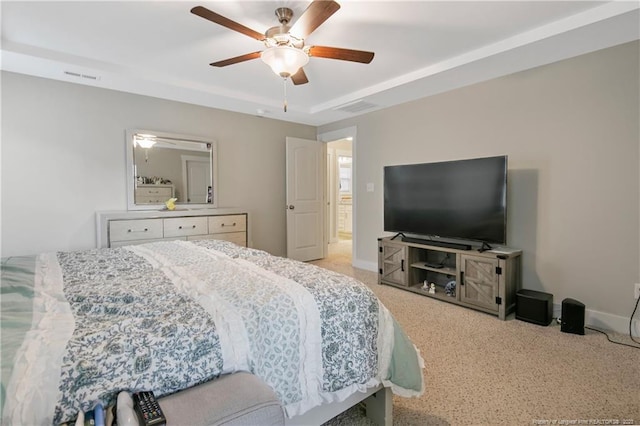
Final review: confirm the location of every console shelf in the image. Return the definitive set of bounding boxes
[378,236,522,320]
[410,262,457,276]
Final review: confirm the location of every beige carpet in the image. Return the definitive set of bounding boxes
[314,240,640,426]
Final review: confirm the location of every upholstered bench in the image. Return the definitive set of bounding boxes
[158,372,284,425]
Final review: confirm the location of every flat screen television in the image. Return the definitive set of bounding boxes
[384,155,507,246]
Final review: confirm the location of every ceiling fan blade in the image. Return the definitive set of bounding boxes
[191,6,265,41]
[291,68,309,85]
[308,46,374,63]
[290,0,340,39]
[210,51,262,67]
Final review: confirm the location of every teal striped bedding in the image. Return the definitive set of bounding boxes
[1,240,424,425]
[1,256,38,415]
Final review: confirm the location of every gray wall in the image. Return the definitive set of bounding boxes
[2,41,638,323]
[1,72,316,257]
[319,41,640,320]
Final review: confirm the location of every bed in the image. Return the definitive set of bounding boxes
[1,239,424,425]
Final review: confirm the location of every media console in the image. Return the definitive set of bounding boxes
[378,236,522,320]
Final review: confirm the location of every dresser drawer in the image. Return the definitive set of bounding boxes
[135,195,168,204]
[136,186,173,197]
[110,237,167,248]
[188,232,247,247]
[109,219,164,243]
[216,232,247,247]
[208,215,247,234]
[164,217,208,238]
[135,186,173,204]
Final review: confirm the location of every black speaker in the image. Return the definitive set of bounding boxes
[561,298,585,335]
[516,289,553,326]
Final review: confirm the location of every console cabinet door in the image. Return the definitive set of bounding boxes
[379,242,409,286]
[460,255,500,312]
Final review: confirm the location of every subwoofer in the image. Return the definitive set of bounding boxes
[561,298,585,335]
[516,289,553,326]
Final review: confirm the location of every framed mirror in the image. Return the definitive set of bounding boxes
[125,129,218,210]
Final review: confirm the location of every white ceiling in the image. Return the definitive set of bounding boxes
[2,1,638,126]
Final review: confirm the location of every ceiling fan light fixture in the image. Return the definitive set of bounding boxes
[261,46,309,78]
[135,134,157,149]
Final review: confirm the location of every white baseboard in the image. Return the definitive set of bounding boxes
[354,257,639,338]
[353,259,377,272]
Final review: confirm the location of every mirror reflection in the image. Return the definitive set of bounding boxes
[338,155,352,194]
[126,129,217,210]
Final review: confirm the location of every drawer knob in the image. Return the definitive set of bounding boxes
[221,222,236,227]
[192,225,196,228]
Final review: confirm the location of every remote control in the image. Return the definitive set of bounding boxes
[133,391,166,426]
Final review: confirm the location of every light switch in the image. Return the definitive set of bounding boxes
[366,183,374,192]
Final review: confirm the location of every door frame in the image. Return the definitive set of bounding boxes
[318,126,357,263]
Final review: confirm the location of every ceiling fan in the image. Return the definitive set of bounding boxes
[191,0,375,86]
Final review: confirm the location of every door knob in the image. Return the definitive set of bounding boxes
[288,205,295,210]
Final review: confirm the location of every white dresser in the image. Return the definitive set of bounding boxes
[97,209,248,248]
[134,184,175,204]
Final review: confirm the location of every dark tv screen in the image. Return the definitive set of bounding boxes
[384,155,507,244]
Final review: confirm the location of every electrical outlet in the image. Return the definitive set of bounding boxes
[635,283,640,300]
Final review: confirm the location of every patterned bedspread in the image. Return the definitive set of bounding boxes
[1,240,424,425]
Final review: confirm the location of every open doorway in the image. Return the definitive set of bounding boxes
[326,138,353,262]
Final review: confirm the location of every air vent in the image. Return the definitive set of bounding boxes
[333,100,378,114]
[64,71,100,81]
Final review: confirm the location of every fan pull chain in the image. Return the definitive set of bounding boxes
[283,78,288,113]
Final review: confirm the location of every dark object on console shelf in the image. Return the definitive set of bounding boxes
[516,289,553,326]
[560,298,585,335]
[402,236,472,251]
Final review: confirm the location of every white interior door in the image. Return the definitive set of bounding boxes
[182,156,210,203]
[286,137,324,261]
